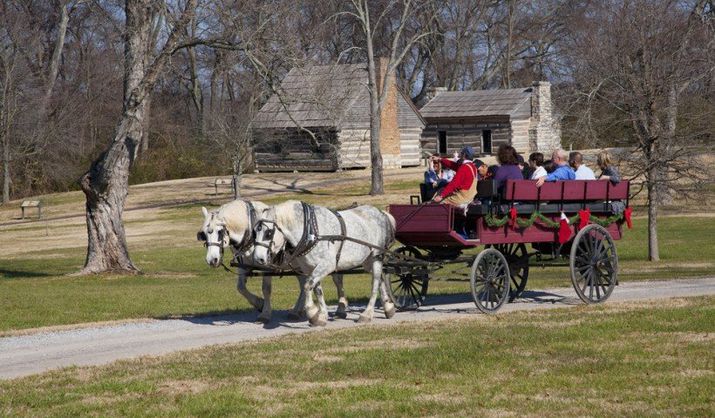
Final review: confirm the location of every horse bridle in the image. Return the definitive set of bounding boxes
[197,202,258,262]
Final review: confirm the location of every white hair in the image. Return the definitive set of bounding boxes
[553,148,569,161]
[217,200,268,235]
[272,200,302,229]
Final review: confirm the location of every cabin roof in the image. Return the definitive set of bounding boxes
[253,64,367,129]
[419,87,532,120]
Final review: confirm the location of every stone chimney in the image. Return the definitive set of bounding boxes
[375,57,402,168]
[528,81,561,153]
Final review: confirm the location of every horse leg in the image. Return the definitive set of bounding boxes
[288,276,307,320]
[313,282,329,325]
[332,273,349,319]
[237,268,263,311]
[303,274,327,327]
[256,274,273,323]
[379,275,396,319]
[357,258,383,324]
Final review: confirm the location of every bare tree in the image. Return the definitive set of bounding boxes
[78,0,196,274]
[563,0,715,261]
[342,0,433,195]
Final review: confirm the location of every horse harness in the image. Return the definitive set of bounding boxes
[198,201,258,272]
[255,202,395,273]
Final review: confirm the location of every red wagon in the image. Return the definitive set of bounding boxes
[384,179,631,313]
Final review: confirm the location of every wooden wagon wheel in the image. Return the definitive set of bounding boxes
[488,243,529,302]
[569,224,618,304]
[384,246,429,311]
[470,248,511,314]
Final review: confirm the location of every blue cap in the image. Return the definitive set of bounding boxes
[461,146,475,160]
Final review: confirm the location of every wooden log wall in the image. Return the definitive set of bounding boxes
[420,122,510,157]
[253,128,339,172]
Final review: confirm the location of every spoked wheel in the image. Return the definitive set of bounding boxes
[384,246,429,311]
[470,248,511,314]
[570,224,618,304]
[489,243,529,301]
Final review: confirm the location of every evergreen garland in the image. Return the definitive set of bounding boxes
[484,210,623,229]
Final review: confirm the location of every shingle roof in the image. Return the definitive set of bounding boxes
[253,63,367,129]
[419,87,532,119]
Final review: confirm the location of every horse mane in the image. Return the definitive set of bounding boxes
[273,200,302,230]
[217,200,268,235]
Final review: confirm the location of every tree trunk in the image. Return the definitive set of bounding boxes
[78,0,156,274]
[78,0,195,274]
[646,166,660,262]
[365,21,384,195]
[2,138,9,204]
[41,1,69,116]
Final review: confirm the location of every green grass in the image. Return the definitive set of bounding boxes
[1,297,713,416]
[1,215,713,333]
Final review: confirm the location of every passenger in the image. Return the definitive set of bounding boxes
[569,151,596,180]
[424,159,453,188]
[487,165,498,179]
[535,148,575,187]
[431,146,478,206]
[518,154,533,179]
[597,150,621,184]
[529,152,547,179]
[542,159,556,174]
[474,159,488,180]
[493,144,523,190]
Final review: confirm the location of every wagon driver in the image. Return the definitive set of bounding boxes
[430,146,478,205]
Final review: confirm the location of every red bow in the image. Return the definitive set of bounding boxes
[624,207,633,229]
[509,207,518,228]
[558,212,571,244]
[578,208,591,230]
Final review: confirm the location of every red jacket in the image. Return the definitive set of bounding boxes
[439,158,476,198]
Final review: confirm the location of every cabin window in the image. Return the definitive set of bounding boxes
[438,131,447,155]
[482,130,492,154]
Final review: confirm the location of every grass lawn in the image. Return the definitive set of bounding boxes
[1,297,713,416]
[1,213,714,333]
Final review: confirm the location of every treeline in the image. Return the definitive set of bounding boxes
[1,0,713,202]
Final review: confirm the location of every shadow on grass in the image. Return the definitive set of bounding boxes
[0,269,55,279]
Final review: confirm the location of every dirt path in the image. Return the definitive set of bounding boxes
[1,277,713,380]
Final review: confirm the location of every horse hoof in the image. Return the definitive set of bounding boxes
[335,311,348,320]
[309,312,327,327]
[356,314,372,324]
[384,304,396,319]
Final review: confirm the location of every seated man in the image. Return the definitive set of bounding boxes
[535,149,575,187]
[569,151,596,180]
[431,146,477,206]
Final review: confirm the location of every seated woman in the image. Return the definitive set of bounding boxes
[529,152,547,179]
[423,159,455,200]
[597,150,621,184]
[493,144,524,191]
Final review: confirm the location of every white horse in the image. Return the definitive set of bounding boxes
[252,200,396,325]
[198,200,350,323]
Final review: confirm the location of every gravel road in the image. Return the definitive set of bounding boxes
[1,277,713,380]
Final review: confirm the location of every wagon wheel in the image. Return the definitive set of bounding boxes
[569,224,618,304]
[470,248,511,314]
[384,246,429,311]
[488,243,529,302]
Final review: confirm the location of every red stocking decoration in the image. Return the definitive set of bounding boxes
[624,206,633,229]
[558,212,571,244]
[578,208,591,230]
[509,207,518,228]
